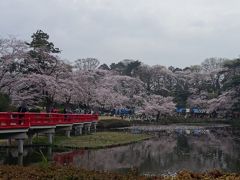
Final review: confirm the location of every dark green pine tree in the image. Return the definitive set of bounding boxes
[26,30,60,53]
[173,83,190,108]
[22,30,61,75]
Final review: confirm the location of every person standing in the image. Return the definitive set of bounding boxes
[18,102,28,113]
[17,102,28,125]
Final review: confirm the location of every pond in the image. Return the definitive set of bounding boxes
[0,127,240,176]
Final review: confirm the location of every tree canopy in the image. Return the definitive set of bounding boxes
[0,33,239,117]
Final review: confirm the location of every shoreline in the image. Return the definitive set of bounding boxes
[32,131,152,149]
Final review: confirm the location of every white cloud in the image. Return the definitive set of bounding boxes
[1,0,240,67]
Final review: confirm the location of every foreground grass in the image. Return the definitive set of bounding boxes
[0,165,239,180]
[33,132,151,149]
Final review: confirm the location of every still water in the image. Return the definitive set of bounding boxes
[0,128,240,175]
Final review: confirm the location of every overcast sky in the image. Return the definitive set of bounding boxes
[1,0,240,67]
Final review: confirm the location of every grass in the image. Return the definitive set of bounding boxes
[33,132,151,149]
[0,140,7,145]
[98,115,123,120]
[131,117,230,125]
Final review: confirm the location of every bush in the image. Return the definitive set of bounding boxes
[228,119,240,128]
[0,93,11,112]
[29,107,41,112]
[97,119,131,129]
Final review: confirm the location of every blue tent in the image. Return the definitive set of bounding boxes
[176,108,186,113]
[192,108,200,113]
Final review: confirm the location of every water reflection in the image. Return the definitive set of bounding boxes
[0,146,54,166]
[52,132,240,175]
[0,129,240,175]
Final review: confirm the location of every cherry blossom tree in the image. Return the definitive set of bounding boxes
[207,90,236,114]
[1,32,240,117]
[135,64,153,93]
[201,57,226,72]
[150,65,176,96]
[92,74,145,110]
[11,74,59,107]
[0,37,27,94]
[139,95,176,120]
[187,96,208,109]
[74,58,100,71]
[136,64,176,96]
[72,70,99,109]
[10,31,70,110]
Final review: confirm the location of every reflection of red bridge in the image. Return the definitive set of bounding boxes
[0,112,98,154]
[53,150,85,166]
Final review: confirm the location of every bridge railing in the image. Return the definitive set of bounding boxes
[0,112,30,129]
[0,112,98,129]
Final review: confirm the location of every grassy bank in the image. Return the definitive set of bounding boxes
[33,132,151,149]
[131,117,230,125]
[228,119,240,128]
[98,115,234,127]
[98,115,231,126]
[0,165,239,180]
[98,115,124,120]
[97,119,131,129]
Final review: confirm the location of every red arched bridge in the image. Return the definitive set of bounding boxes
[0,112,98,154]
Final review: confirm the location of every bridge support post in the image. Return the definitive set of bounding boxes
[65,130,71,138]
[87,124,91,134]
[17,139,24,155]
[84,123,91,134]
[28,134,34,145]
[79,125,83,135]
[7,138,12,146]
[38,128,55,145]
[48,133,53,144]
[73,124,83,136]
[12,133,27,155]
[92,122,97,133]
[18,154,23,166]
[47,147,53,160]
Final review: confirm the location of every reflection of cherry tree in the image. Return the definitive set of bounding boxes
[62,132,239,174]
[69,137,177,171]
